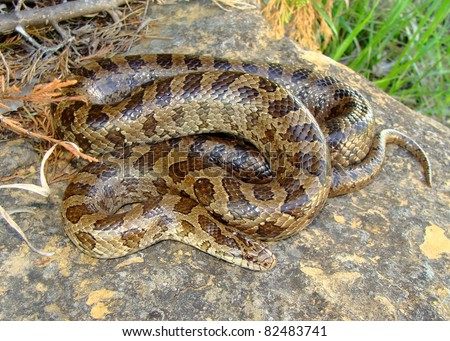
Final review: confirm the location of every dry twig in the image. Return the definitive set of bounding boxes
[0,78,98,162]
[0,0,133,34]
[0,116,98,163]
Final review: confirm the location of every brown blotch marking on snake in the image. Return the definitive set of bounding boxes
[253,185,274,202]
[124,55,147,71]
[104,129,126,147]
[268,96,300,118]
[198,215,239,248]
[154,78,172,107]
[169,137,182,148]
[134,143,172,173]
[152,178,169,195]
[283,123,323,143]
[171,107,187,127]
[293,151,327,178]
[65,203,93,224]
[225,144,256,175]
[182,73,204,98]
[71,132,92,152]
[174,196,198,214]
[109,145,133,159]
[258,77,277,92]
[327,129,346,149]
[169,161,189,183]
[86,105,110,131]
[316,76,340,88]
[267,63,283,80]
[179,190,190,198]
[97,58,120,72]
[222,177,259,221]
[156,214,173,230]
[142,196,162,212]
[156,54,173,69]
[292,68,312,82]
[230,146,273,182]
[237,86,260,104]
[194,178,216,206]
[72,66,96,79]
[121,228,146,249]
[59,101,85,128]
[279,178,309,216]
[242,63,259,74]
[259,125,277,145]
[206,144,226,165]
[256,221,286,239]
[329,103,345,120]
[333,88,361,101]
[93,214,125,231]
[189,135,208,154]
[169,157,206,183]
[142,114,158,137]
[211,72,242,98]
[81,162,116,177]
[153,232,164,241]
[184,55,203,70]
[121,89,145,120]
[213,59,232,71]
[74,231,97,250]
[141,197,167,221]
[179,220,196,237]
[94,163,119,181]
[63,181,95,200]
[188,157,207,172]
[329,99,365,122]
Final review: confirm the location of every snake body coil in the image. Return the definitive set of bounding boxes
[56,54,431,270]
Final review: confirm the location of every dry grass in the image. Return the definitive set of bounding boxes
[0,1,154,182]
[261,0,337,51]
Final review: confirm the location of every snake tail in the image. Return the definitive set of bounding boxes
[330,129,432,197]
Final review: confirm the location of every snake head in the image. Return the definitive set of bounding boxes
[232,236,277,271]
[243,250,277,271]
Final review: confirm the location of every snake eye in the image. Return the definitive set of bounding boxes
[245,254,255,261]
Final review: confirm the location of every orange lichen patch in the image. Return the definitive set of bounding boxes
[44,303,64,316]
[35,282,47,292]
[0,245,33,279]
[350,217,362,228]
[300,266,362,301]
[373,295,397,320]
[420,222,450,259]
[114,256,144,269]
[86,289,119,320]
[333,213,345,225]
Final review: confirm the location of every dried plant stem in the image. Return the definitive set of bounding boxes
[0,206,54,257]
[0,116,98,163]
[0,0,132,34]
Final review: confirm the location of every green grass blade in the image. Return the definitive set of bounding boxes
[331,0,381,61]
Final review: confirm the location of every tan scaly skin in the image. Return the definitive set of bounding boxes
[56,54,431,270]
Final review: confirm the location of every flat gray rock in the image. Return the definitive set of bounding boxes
[1,0,448,320]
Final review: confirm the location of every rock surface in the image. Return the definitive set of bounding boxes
[1,0,449,320]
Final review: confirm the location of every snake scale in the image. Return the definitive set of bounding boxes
[56,54,432,270]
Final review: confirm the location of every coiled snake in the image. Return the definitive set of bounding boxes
[56,54,432,270]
